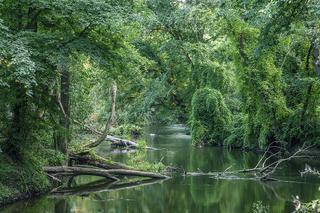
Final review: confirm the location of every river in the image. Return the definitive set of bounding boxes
[1,124,319,213]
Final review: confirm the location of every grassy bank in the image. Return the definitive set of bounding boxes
[0,146,66,208]
[0,156,52,207]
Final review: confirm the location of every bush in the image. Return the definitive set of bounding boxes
[111,124,144,139]
[190,88,231,146]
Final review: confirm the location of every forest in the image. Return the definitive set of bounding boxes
[0,0,320,212]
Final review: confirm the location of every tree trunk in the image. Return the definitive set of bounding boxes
[2,4,42,160]
[84,82,119,149]
[56,66,70,155]
[3,87,27,160]
[110,82,117,127]
[313,40,320,80]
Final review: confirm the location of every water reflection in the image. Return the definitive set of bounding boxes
[1,125,319,213]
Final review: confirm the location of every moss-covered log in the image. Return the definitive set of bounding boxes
[44,166,120,181]
[44,166,169,180]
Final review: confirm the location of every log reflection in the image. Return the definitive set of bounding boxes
[50,178,165,197]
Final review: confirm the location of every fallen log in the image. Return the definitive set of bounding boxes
[44,166,119,181]
[106,135,138,148]
[70,154,134,170]
[44,166,169,180]
[99,169,169,179]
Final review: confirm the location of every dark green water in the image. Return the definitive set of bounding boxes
[1,125,320,213]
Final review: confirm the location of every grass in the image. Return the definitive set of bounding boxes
[125,150,165,173]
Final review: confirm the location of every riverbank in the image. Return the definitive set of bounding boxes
[0,183,52,208]
[1,123,320,212]
[0,130,162,209]
[0,154,58,208]
[2,124,319,213]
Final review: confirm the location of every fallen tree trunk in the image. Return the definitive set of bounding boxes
[44,166,119,181]
[99,169,169,179]
[44,166,169,180]
[106,135,138,148]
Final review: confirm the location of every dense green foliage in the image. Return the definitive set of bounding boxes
[0,0,320,206]
[138,0,320,149]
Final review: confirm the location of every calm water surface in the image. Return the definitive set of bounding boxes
[1,125,320,213]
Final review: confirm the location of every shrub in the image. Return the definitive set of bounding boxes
[111,124,144,139]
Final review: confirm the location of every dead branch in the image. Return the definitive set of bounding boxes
[300,164,320,177]
[186,143,312,181]
[259,144,311,179]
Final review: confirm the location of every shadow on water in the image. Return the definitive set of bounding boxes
[1,124,320,213]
